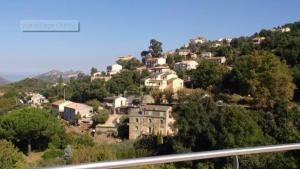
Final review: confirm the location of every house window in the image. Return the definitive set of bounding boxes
[136,118,139,123]
[160,112,164,117]
[160,120,164,124]
[149,127,152,133]
[136,126,139,130]
[148,118,152,123]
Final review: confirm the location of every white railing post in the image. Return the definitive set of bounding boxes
[233,155,239,169]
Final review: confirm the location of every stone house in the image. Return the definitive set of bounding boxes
[128,104,175,140]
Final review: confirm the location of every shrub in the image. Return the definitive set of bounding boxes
[92,109,109,125]
[0,140,27,169]
[70,145,116,164]
[71,134,95,148]
[42,148,64,160]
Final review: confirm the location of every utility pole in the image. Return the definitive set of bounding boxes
[64,87,66,101]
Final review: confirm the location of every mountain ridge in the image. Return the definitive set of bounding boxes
[34,69,84,83]
[0,76,10,85]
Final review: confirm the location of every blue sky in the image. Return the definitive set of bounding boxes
[1,0,300,81]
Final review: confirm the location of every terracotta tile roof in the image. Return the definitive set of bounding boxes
[52,100,67,106]
[64,102,92,110]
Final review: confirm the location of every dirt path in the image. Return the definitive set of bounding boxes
[24,151,44,163]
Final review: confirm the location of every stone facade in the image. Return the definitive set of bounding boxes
[128,105,175,140]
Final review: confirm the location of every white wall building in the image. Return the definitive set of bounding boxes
[174,60,199,71]
[201,52,214,58]
[52,100,71,113]
[145,57,166,68]
[144,72,184,92]
[189,37,207,44]
[178,49,191,56]
[103,96,128,109]
[63,102,93,124]
[29,93,49,106]
[107,64,122,75]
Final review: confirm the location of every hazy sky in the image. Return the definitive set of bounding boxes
[1,0,300,81]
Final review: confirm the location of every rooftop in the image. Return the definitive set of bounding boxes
[64,102,92,110]
[142,104,171,112]
[52,100,68,106]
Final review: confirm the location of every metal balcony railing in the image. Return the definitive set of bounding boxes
[41,143,300,169]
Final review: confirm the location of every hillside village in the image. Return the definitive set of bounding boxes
[0,21,300,168]
[37,36,232,140]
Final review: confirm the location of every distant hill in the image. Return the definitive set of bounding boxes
[35,70,83,83]
[0,76,10,85]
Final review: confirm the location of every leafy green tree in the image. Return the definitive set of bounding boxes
[230,50,296,108]
[92,109,109,125]
[106,70,140,95]
[0,140,27,169]
[57,75,63,84]
[230,36,254,55]
[149,39,163,57]
[141,39,163,59]
[117,58,143,70]
[213,107,266,148]
[69,75,108,102]
[174,96,218,152]
[117,116,129,139]
[0,90,19,115]
[291,64,300,101]
[0,107,65,154]
[190,61,227,89]
[90,67,98,76]
[86,99,101,112]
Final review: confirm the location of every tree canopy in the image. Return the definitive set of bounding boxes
[116,58,143,70]
[141,39,163,59]
[0,107,65,154]
[229,50,295,108]
[189,61,228,89]
[106,70,140,95]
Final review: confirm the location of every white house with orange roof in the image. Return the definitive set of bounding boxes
[174,60,199,71]
[63,102,93,124]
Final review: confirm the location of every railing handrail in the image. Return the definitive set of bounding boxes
[41,143,300,169]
